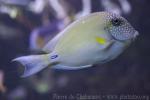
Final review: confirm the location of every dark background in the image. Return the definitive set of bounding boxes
[0,0,150,100]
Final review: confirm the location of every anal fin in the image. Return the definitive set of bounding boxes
[51,64,92,70]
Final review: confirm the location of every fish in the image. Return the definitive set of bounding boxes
[12,12,139,78]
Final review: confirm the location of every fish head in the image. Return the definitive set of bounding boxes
[101,12,139,42]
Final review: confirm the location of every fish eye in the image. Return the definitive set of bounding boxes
[111,18,123,26]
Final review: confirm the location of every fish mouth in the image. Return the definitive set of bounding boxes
[132,30,139,41]
[133,31,139,38]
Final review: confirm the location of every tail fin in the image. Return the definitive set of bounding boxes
[12,54,50,78]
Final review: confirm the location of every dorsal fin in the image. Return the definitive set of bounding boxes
[42,32,64,53]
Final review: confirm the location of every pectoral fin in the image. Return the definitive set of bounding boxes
[96,36,107,45]
[102,40,115,51]
[95,36,115,50]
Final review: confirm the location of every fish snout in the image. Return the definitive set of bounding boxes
[131,30,139,41]
[133,31,139,38]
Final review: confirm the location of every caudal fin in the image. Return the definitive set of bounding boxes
[12,54,50,78]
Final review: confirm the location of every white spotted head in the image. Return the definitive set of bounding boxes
[101,12,139,41]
